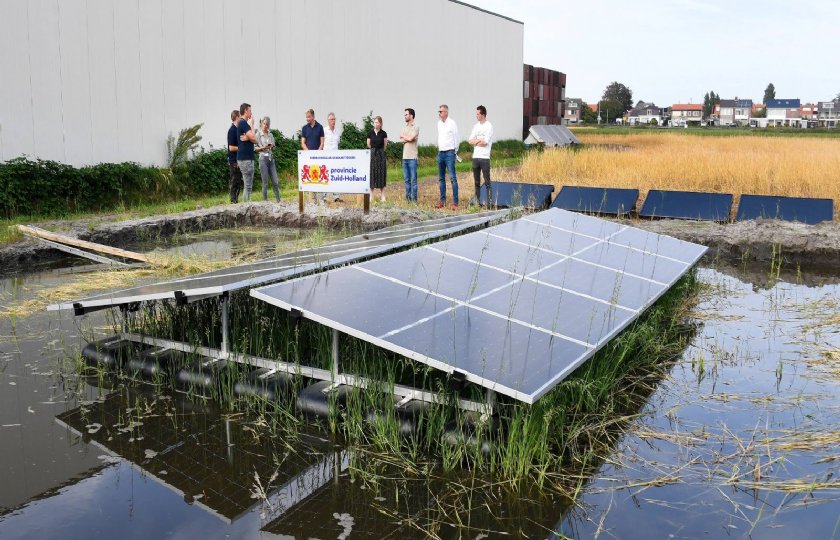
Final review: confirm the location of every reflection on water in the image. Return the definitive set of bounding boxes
[129,227,340,262]
[2,258,840,538]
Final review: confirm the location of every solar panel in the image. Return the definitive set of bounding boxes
[551,186,639,215]
[48,210,508,312]
[252,208,706,404]
[480,182,554,209]
[639,189,733,221]
[525,125,580,147]
[736,194,834,224]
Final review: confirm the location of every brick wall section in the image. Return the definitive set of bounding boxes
[523,64,566,138]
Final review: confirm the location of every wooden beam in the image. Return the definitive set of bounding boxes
[17,225,151,263]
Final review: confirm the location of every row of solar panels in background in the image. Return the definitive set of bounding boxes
[480,183,835,224]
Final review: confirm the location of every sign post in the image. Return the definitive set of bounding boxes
[298,150,371,214]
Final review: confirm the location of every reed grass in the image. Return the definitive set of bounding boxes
[111,265,700,487]
[510,133,840,218]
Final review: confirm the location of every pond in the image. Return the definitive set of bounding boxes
[1,241,839,538]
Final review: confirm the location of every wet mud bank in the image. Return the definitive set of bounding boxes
[628,218,840,270]
[0,202,437,275]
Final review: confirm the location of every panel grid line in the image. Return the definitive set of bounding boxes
[377,225,632,341]
[521,216,694,265]
[427,240,666,287]
[353,265,595,349]
[423,246,637,313]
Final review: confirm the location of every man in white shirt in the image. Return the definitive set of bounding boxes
[468,105,494,206]
[324,112,342,202]
[436,104,459,209]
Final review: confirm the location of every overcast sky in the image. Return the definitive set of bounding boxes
[468,0,839,106]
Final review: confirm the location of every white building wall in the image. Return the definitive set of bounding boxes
[0,0,524,166]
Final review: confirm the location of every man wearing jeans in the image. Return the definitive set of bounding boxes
[236,102,256,201]
[468,105,494,206]
[436,104,459,209]
[399,108,419,202]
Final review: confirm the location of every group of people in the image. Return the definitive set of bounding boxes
[226,102,494,209]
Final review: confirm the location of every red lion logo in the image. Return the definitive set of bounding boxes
[301,164,329,184]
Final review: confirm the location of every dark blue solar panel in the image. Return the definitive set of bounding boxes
[480,182,554,209]
[736,195,834,225]
[639,190,733,222]
[551,186,639,215]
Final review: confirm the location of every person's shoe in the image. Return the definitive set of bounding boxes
[333,197,343,203]
[380,195,386,202]
[434,201,445,209]
[451,203,459,211]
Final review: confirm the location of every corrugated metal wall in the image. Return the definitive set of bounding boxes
[0,0,523,166]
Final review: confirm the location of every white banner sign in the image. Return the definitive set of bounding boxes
[298,150,370,194]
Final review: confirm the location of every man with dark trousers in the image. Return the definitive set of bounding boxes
[227,109,243,203]
[301,108,325,204]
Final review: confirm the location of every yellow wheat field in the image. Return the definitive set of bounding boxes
[510,132,840,217]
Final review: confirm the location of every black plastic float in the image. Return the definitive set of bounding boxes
[234,368,296,401]
[296,381,351,419]
[81,337,152,369]
[127,348,184,381]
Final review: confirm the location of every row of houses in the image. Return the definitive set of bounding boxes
[564,98,840,128]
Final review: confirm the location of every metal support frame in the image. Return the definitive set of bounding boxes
[331,328,339,381]
[121,332,491,414]
[220,292,230,358]
[37,237,130,266]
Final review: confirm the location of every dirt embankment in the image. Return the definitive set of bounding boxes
[628,218,840,270]
[3,202,840,275]
[0,202,437,275]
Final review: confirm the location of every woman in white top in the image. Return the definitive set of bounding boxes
[255,116,281,202]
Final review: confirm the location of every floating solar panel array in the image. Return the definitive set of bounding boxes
[736,194,834,225]
[480,182,554,209]
[551,186,640,215]
[639,189,733,221]
[49,211,508,313]
[253,208,707,404]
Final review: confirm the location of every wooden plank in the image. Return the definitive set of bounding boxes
[17,225,151,263]
[36,238,129,266]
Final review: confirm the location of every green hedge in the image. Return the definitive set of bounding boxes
[1,117,526,218]
[0,158,163,218]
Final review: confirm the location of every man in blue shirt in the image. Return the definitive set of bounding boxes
[227,109,243,203]
[300,109,325,204]
[237,102,257,201]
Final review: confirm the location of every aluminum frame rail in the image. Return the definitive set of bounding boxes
[48,210,509,314]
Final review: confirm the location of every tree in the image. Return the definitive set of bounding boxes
[601,82,633,114]
[598,99,625,124]
[580,102,597,124]
[702,91,721,118]
[763,83,776,104]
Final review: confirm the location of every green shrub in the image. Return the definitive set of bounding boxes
[0,158,162,218]
[176,148,228,194]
